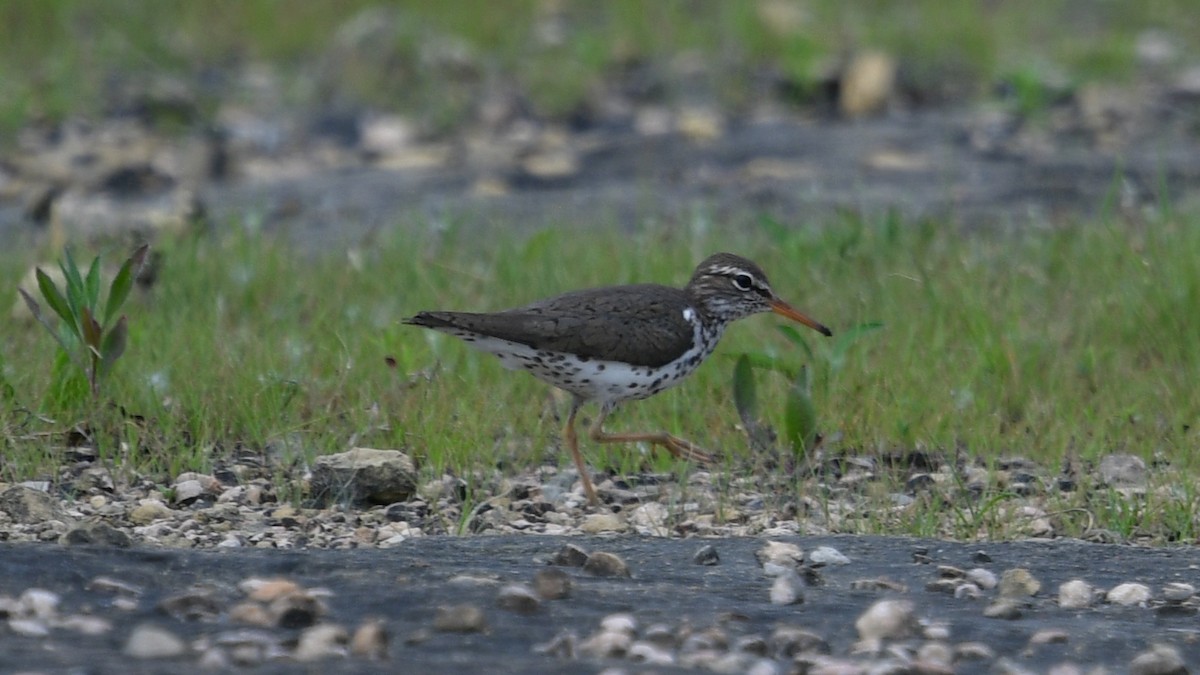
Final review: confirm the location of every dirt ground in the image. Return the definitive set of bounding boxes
[3,535,1199,672]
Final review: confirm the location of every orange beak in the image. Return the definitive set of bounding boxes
[770,298,833,336]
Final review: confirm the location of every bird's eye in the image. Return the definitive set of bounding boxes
[732,273,754,291]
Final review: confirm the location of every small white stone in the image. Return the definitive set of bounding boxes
[628,641,675,665]
[8,618,50,637]
[1058,579,1094,609]
[808,546,850,565]
[770,570,805,605]
[965,568,998,590]
[855,599,918,641]
[579,630,631,658]
[599,613,637,635]
[18,588,60,619]
[756,541,804,569]
[1106,582,1152,607]
[1162,582,1194,602]
[124,623,188,658]
[294,624,349,661]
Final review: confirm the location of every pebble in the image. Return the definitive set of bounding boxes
[770,626,829,658]
[579,628,633,658]
[496,583,541,613]
[1107,582,1152,606]
[294,623,349,661]
[582,551,630,577]
[310,448,417,506]
[8,618,51,637]
[1029,628,1070,645]
[628,641,675,665]
[808,546,850,565]
[628,502,670,535]
[129,501,173,525]
[1129,643,1187,675]
[755,541,804,569]
[350,618,389,660]
[550,543,590,567]
[1161,582,1193,602]
[984,598,1024,619]
[532,567,571,599]
[124,623,188,658]
[433,604,486,632]
[1098,453,1148,487]
[855,599,918,642]
[580,512,625,534]
[997,568,1041,598]
[966,567,998,589]
[18,588,61,619]
[1058,580,1095,609]
[769,570,805,605]
[693,544,720,566]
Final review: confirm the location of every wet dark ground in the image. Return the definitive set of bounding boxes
[3,535,1199,673]
[203,111,1200,253]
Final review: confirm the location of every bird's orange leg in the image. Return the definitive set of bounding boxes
[587,403,715,465]
[564,397,599,505]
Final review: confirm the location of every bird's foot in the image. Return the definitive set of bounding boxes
[662,436,716,465]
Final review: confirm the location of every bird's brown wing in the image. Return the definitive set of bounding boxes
[408,284,695,368]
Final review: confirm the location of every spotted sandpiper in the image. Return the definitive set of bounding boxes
[405,253,832,505]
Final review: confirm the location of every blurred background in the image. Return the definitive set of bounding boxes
[3,0,1200,246]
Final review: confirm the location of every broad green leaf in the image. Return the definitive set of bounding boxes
[783,366,817,457]
[19,288,86,371]
[35,269,79,339]
[104,244,149,327]
[61,247,86,316]
[99,315,128,382]
[732,354,758,427]
[85,254,102,309]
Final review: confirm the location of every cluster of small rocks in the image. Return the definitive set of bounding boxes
[0,443,1179,553]
[523,540,1193,673]
[3,575,388,667]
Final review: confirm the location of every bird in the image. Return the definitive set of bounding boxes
[404,252,832,505]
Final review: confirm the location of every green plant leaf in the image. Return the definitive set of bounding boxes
[19,287,86,371]
[732,354,758,426]
[0,349,14,402]
[85,254,102,309]
[61,247,86,317]
[99,315,128,382]
[776,324,815,362]
[34,269,75,333]
[732,351,796,378]
[80,306,103,352]
[104,244,149,327]
[828,321,884,372]
[783,366,817,457]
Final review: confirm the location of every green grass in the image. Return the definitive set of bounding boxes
[2,0,1198,136]
[2,209,1198,540]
